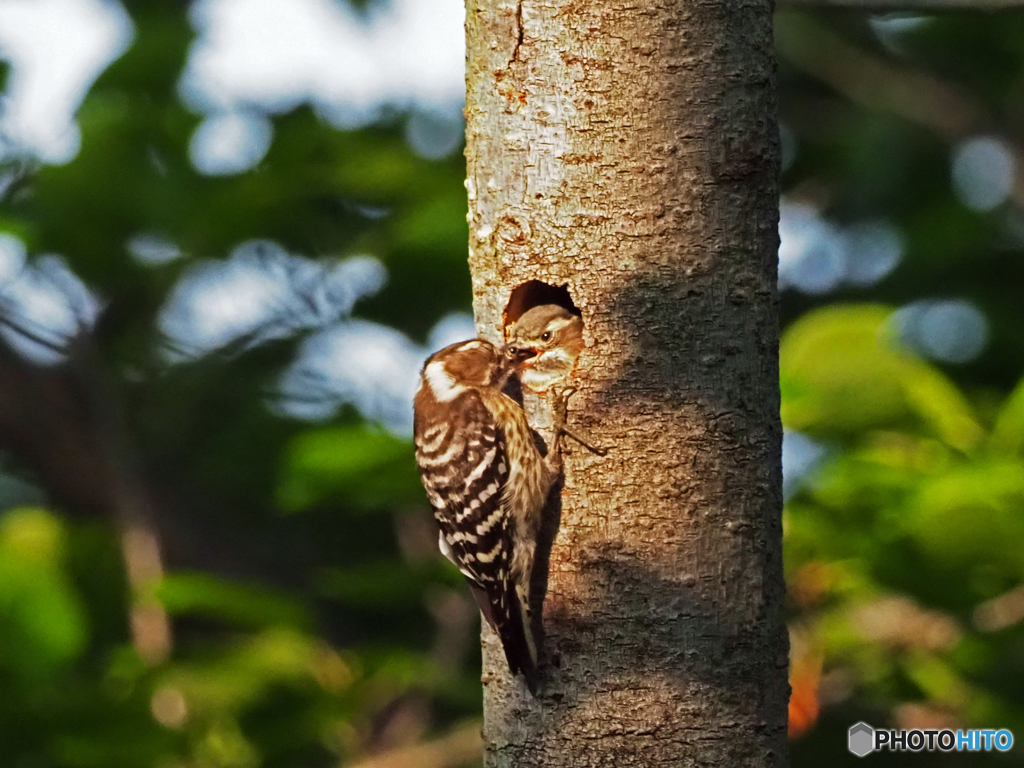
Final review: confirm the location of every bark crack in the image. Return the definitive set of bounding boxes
[508,0,524,67]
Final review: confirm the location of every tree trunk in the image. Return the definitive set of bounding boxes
[465,1,787,766]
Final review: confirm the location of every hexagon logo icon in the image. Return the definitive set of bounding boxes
[848,722,875,757]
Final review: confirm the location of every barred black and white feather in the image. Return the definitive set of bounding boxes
[413,338,555,693]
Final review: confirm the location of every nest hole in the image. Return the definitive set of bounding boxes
[502,281,580,338]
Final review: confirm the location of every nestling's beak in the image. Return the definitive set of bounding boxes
[502,344,540,366]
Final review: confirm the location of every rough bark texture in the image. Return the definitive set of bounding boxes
[465,1,787,766]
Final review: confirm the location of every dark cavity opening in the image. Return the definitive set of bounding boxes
[502,280,580,338]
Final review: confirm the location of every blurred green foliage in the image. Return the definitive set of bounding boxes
[775,9,1024,764]
[278,426,422,512]
[0,2,474,766]
[0,2,1021,767]
[784,308,1024,765]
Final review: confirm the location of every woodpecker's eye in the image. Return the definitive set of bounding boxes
[541,331,552,342]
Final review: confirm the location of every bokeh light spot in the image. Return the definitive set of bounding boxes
[893,299,988,364]
[0,0,133,163]
[779,202,902,294]
[158,240,387,359]
[150,686,188,729]
[405,108,464,160]
[779,202,847,294]
[189,111,273,176]
[127,233,183,266]
[782,429,827,500]
[0,249,99,365]
[951,136,1015,212]
[844,221,903,286]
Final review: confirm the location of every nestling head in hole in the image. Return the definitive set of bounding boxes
[504,304,584,393]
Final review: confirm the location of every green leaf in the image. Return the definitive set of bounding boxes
[906,462,1024,577]
[315,560,456,610]
[899,361,983,453]
[277,424,420,511]
[781,304,982,450]
[782,305,915,434]
[157,572,310,629]
[0,509,88,678]
[990,375,1024,456]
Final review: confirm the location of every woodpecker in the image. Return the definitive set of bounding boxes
[504,304,584,394]
[505,304,606,456]
[413,338,568,692]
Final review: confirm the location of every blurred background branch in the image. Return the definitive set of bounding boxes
[776,9,1024,207]
[348,720,482,768]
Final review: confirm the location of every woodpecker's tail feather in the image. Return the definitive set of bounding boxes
[500,585,539,694]
[469,582,539,695]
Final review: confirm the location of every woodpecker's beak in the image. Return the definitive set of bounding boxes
[502,344,540,367]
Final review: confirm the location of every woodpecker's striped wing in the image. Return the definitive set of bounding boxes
[413,390,537,689]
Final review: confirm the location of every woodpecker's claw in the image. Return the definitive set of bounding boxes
[550,387,575,434]
[549,387,608,457]
[562,427,609,457]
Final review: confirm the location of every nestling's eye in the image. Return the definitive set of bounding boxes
[541,331,552,342]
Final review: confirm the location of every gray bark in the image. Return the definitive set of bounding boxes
[465,1,788,766]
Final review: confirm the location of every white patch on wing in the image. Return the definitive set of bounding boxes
[476,508,503,536]
[438,533,477,579]
[438,532,457,564]
[476,540,503,563]
[457,480,500,520]
[416,423,447,452]
[463,446,497,488]
[423,360,465,402]
[416,437,464,467]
